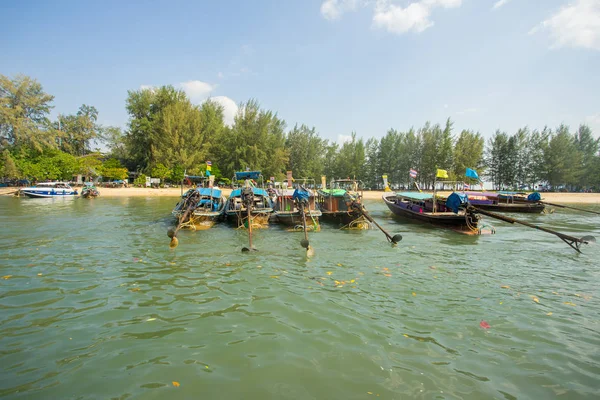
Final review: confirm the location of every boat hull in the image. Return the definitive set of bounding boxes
[469,201,545,213]
[226,209,272,228]
[383,194,480,234]
[21,190,77,198]
[274,211,321,231]
[174,211,222,230]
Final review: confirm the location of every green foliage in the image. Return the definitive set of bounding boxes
[2,149,18,178]
[0,74,55,151]
[134,174,147,186]
[213,99,288,180]
[453,130,484,180]
[151,163,171,181]
[54,105,100,156]
[100,158,128,180]
[286,124,327,182]
[12,149,79,180]
[170,165,184,182]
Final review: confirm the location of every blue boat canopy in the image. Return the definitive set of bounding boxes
[197,187,222,198]
[230,187,269,198]
[235,171,261,180]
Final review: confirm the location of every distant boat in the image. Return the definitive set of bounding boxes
[461,191,545,213]
[382,191,482,234]
[172,187,226,230]
[224,171,273,228]
[20,182,78,198]
[81,182,100,198]
[272,182,321,230]
[317,179,368,228]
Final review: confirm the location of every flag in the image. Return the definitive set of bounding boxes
[464,182,470,190]
[465,168,479,180]
[206,160,212,166]
[409,169,418,178]
[436,169,449,179]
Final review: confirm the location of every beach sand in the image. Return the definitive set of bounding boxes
[1,186,599,204]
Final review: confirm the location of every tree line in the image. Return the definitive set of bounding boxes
[1,73,599,191]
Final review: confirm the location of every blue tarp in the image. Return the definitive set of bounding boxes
[396,191,432,201]
[446,192,469,213]
[235,171,261,180]
[292,188,310,202]
[527,192,542,201]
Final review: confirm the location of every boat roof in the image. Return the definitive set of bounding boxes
[396,191,433,201]
[36,182,71,187]
[197,187,222,197]
[230,187,268,197]
[235,171,261,180]
[319,188,347,196]
[463,191,500,197]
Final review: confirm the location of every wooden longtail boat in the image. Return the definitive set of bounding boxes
[172,187,226,230]
[272,183,321,231]
[317,179,369,229]
[462,191,545,213]
[225,171,273,229]
[382,192,483,234]
[81,182,100,198]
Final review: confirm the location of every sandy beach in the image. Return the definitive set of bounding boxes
[1,186,599,204]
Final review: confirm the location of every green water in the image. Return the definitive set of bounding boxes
[1,197,599,399]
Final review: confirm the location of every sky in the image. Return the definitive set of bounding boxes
[1,0,599,144]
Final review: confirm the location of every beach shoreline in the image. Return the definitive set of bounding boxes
[1,186,600,204]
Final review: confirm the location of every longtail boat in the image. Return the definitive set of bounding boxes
[382,191,483,234]
[462,191,545,213]
[317,179,370,229]
[272,181,321,231]
[172,187,226,230]
[81,182,100,198]
[225,171,273,229]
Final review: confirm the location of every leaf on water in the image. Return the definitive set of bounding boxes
[531,296,540,303]
[384,273,392,277]
[350,279,355,283]
[546,312,553,316]
[2,275,12,280]
[574,294,581,297]
[133,257,140,262]
[172,381,180,387]
[403,334,409,338]
[412,292,416,296]
[564,302,576,306]
[429,265,437,270]
[146,318,156,321]
[257,265,262,268]
[337,263,343,267]
[368,392,373,395]
[269,275,279,279]
[326,271,332,275]
[130,288,141,292]
[501,285,510,289]
[499,302,503,305]
[480,320,491,329]
[37,273,43,276]
[552,291,559,295]
[382,267,389,272]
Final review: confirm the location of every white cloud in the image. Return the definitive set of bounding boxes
[585,113,600,133]
[321,0,361,20]
[338,134,353,144]
[208,96,238,126]
[492,0,511,10]
[373,1,433,33]
[372,0,461,34]
[179,80,216,102]
[529,0,600,50]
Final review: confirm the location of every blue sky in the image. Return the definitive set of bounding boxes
[1,0,599,143]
